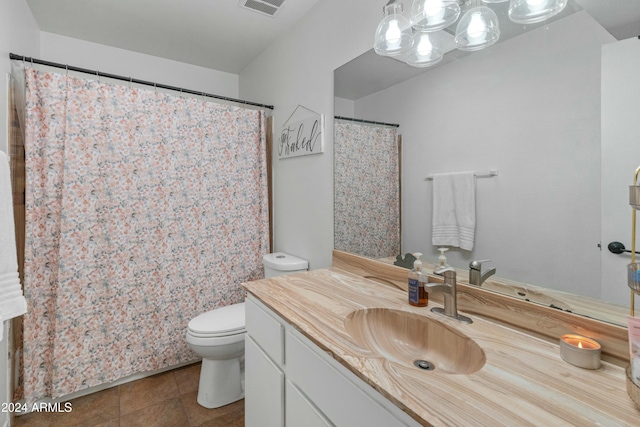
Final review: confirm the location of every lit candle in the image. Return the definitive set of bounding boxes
[562,335,600,349]
[560,334,601,369]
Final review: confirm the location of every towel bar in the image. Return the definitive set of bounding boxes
[425,169,498,181]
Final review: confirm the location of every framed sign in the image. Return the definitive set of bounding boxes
[279,105,324,159]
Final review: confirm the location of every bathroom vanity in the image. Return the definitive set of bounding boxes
[244,295,419,427]
[242,253,640,426]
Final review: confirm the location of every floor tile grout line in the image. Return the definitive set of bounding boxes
[174,366,198,426]
[116,383,122,422]
[177,390,196,427]
[171,370,193,426]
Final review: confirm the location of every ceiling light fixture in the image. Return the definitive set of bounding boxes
[373,0,568,67]
[406,31,444,67]
[374,2,414,56]
[411,0,461,32]
[455,4,500,51]
[508,0,568,24]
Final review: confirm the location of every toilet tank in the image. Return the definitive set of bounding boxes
[263,252,308,278]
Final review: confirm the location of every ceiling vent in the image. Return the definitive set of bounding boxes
[238,0,285,17]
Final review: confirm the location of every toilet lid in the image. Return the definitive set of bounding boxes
[188,302,245,335]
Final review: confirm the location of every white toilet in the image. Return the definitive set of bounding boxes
[186,252,308,408]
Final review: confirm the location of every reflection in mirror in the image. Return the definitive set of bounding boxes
[334,118,401,259]
[334,0,640,326]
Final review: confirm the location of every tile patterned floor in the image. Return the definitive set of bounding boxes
[12,363,244,427]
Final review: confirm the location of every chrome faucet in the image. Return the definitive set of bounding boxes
[469,259,496,287]
[425,270,473,324]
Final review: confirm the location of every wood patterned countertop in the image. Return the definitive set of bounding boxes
[243,267,640,427]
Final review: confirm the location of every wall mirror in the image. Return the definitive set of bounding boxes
[334,0,640,327]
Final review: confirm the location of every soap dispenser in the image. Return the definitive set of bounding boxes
[435,247,451,275]
[408,253,428,307]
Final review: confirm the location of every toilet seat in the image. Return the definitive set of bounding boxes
[186,329,245,347]
[188,302,245,337]
[187,329,245,338]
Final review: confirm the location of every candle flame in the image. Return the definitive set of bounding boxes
[578,341,583,349]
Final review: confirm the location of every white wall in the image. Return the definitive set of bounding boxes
[354,11,613,299]
[602,37,640,308]
[334,97,354,118]
[239,0,381,269]
[40,32,239,98]
[0,0,40,153]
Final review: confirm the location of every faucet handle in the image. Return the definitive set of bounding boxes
[469,259,492,270]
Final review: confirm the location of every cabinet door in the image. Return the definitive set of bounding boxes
[245,336,284,427]
[286,381,333,427]
[286,331,408,427]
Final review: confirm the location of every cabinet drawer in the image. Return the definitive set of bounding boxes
[246,295,284,366]
[286,331,408,427]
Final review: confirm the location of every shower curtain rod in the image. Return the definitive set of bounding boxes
[10,53,274,110]
[334,115,399,128]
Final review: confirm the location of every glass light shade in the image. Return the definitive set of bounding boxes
[411,0,461,32]
[508,0,568,24]
[405,31,443,67]
[374,3,414,56]
[454,6,500,52]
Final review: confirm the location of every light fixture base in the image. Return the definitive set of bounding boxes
[630,186,640,210]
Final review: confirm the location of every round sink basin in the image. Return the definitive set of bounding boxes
[344,308,486,375]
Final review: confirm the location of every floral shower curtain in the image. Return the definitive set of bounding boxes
[334,120,400,259]
[22,68,269,402]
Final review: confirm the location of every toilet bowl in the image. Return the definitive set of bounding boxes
[186,252,308,408]
[186,303,246,409]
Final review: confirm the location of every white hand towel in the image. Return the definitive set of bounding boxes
[0,151,27,339]
[432,171,476,251]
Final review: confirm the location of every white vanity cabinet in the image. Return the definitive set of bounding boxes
[245,294,285,427]
[245,337,284,427]
[245,295,420,427]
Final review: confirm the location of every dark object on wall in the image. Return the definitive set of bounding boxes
[394,253,416,269]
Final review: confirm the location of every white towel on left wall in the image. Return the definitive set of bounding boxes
[0,151,27,340]
[432,171,476,251]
